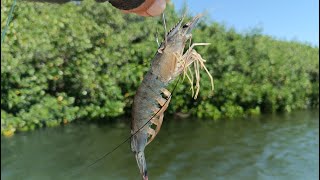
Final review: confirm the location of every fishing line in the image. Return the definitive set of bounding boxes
[88,76,181,167]
[81,15,180,168]
[67,76,182,178]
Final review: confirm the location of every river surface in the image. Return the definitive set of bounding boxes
[1,110,319,180]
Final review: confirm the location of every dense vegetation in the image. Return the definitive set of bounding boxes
[1,0,319,136]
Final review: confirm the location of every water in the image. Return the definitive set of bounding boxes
[1,110,319,180]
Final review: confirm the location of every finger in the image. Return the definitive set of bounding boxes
[122,0,167,17]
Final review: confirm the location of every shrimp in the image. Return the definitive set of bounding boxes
[131,14,213,180]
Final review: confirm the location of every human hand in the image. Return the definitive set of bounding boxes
[108,0,167,17]
[22,0,167,17]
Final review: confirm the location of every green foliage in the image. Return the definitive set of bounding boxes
[1,0,319,135]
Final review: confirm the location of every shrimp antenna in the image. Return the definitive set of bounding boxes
[162,13,168,44]
[155,28,160,47]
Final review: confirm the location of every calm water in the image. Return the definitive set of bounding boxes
[1,110,319,180]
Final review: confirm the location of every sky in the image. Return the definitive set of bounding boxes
[173,0,319,46]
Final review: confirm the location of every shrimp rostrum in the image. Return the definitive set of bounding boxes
[131,14,214,180]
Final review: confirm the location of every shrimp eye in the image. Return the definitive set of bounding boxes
[183,24,189,28]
